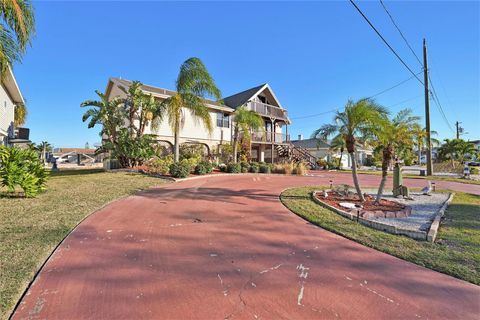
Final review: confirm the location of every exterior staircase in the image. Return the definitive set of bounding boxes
[275,144,318,168]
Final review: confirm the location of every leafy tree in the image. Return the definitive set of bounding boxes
[160,57,221,162]
[232,106,264,163]
[371,109,420,203]
[456,140,478,164]
[0,0,35,76]
[81,91,125,145]
[0,146,48,197]
[312,98,387,201]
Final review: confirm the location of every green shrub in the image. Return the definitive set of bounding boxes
[0,146,49,197]
[194,161,213,175]
[226,163,241,173]
[249,162,259,173]
[218,163,227,172]
[240,161,250,173]
[169,160,191,178]
[259,163,271,174]
[470,167,479,175]
[145,155,173,175]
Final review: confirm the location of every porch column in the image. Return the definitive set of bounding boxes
[259,144,265,162]
[271,118,275,163]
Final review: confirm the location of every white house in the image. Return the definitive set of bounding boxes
[0,67,26,146]
[104,78,293,163]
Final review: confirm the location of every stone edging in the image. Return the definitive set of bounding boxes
[311,191,452,242]
[427,192,455,242]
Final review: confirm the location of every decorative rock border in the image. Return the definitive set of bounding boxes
[311,191,453,242]
[427,192,455,242]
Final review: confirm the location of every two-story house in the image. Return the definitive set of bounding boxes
[0,67,28,147]
[104,78,292,163]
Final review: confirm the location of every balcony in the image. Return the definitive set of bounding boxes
[249,131,290,144]
[248,101,288,120]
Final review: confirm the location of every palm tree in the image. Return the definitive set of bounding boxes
[0,0,35,76]
[232,106,264,163]
[161,57,221,162]
[328,134,346,169]
[14,103,27,126]
[119,81,163,138]
[372,109,420,203]
[37,141,51,164]
[312,99,387,201]
[81,91,125,145]
[455,140,477,164]
[438,139,461,168]
[412,125,440,164]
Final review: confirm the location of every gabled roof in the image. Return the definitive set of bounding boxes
[106,78,235,113]
[223,83,285,110]
[222,84,266,109]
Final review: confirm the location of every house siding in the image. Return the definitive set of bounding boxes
[0,84,15,144]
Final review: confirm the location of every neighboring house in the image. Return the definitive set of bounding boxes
[0,67,30,147]
[291,137,373,168]
[51,148,103,164]
[104,78,292,163]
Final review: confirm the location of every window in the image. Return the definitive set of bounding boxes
[216,113,229,128]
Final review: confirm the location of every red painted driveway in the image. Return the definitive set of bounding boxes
[13,174,479,319]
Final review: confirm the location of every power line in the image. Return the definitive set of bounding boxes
[387,94,423,108]
[290,109,338,120]
[429,76,455,133]
[349,0,424,86]
[367,71,422,99]
[379,0,423,67]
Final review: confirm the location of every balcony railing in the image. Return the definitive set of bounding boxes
[249,131,290,143]
[249,101,288,119]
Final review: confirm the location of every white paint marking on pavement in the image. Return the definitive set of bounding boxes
[297,284,305,306]
[259,263,283,274]
[296,264,310,279]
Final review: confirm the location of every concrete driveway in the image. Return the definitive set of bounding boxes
[13,174,479,319]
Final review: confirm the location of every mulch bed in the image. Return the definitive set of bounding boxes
[315,191,411,219]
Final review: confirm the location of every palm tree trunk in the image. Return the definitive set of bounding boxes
[338,150,343,169]
[350,152,365,201]
[174,123,180,162]
[375,147,391,204]
[232,127,239,163]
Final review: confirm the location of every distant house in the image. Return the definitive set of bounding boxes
[291,137,373,168]
[52,148,102,164]
[104,78,293,163]
[0,67,30,147]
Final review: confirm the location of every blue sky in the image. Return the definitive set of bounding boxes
[14,1,479,147]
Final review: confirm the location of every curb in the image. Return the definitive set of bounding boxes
[311,191,435,241]
[427,192,455,242]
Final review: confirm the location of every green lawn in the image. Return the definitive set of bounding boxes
[0,170,164,319]
[281,187,480,285]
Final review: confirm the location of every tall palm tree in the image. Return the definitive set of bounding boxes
[372,109,419,203]
[312,99,387,201]
[81,91,125,145]
[0,0,35,76]
[161,57,221,162]
[232,106,264,163]
[328,134,346,169]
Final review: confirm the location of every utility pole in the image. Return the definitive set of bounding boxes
[455,121,462,139]
[423,39,433,176]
